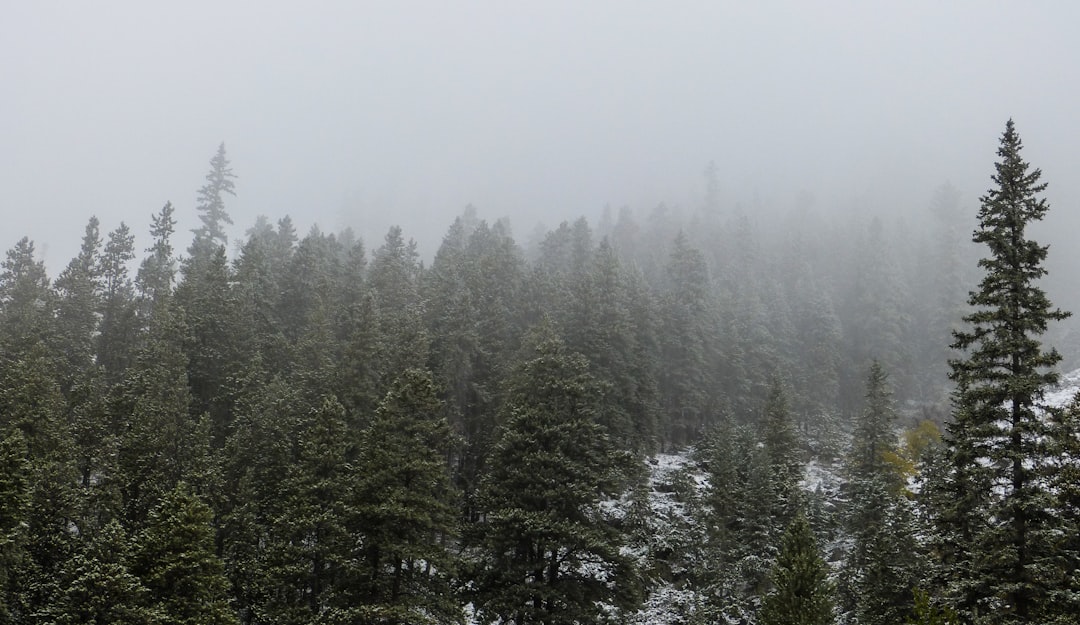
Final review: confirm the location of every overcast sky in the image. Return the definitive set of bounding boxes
[3,1,1079,269]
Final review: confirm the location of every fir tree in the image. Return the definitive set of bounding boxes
[135,484,237,625]
[191,142,236,255]
[0,430,29,624]
[941,119,1070,624]
[47,521,160,624]
[847,361,900,484]
[136,202,177,316]
[96,223,138,384]
[53,217,103,391]
[471,326,639,624]
[759,513,835,625]
[350,369,461,623]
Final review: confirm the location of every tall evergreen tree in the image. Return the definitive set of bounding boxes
[96,223,139,384]
[848,361,900,485]
[350,369,460,624]
[0,430,30,624]
[53,217,103,391]
[136,202,178,317]
[941,119,1070,624]
[191,142,237,255]
[471,326,638,624]
[47,520,160,624]
[135,484,238,625]
[759,513,835,625]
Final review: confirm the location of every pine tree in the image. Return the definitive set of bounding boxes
[759,513,835,625]
[53,217,103,391]
[271,396,353,620]
[907,589,959,625]
[96,223,138,384]
[941,119,1070,624]
[350,369,461,623]
[471,326,639,624]
[135,484,237,625]
[190,142,236,255]
[136,202,177,317]
[847,361,900,484]
[840,363,921,625]
[763,378,802,526]
[658,233,717,445]
[0,430,30,624]
[48,521,160,624]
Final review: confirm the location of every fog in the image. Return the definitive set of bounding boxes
[3,1,1079,289]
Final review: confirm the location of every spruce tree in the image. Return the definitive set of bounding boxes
[136,202,177,316]
[53,217,103,391]
[941,119,1070,624]
[48,521,160,624]
[471,326,638,625]
[759,512,835,625]
[350,369,460,623]
[135,484,237,625]
[191,142,236,255]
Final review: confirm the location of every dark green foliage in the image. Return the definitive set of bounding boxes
[0,430,29,624]
[1049,399,1080,616]
[8,141,1080,624]
[271,396,353,620]
[841,475,921,625]
[96,223,139,383]
[176,245,240,446]
[759,513,835,625]
[763,379,802,526]
[697,423,783,620]
[114,303,205,526]
[135,484,238,625]
[907,588,959,625]
[941,120,1071,624]
[53,217,103,391]
[471,327,639,624]
[219,375,307,624]
[847,361,900,485]
[47,521,160,624]
[351,369,461,623]
[0,238,55,358]
[840,363,921,625]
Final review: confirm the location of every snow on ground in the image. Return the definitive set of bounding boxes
[1043,367,1080,409]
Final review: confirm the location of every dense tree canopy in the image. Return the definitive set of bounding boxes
[0,127,1075,623]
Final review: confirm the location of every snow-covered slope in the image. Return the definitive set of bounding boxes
[1043,367,1080,409]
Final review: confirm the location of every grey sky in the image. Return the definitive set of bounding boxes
[3,1,1079,269]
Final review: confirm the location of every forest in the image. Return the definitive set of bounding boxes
[1,121,1079,625]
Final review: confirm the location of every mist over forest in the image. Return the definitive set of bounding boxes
[4,3,1080,625]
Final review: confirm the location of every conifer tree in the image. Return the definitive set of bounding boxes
[48,521,160,624]
[53,217,103,391]
[136,202,177,316]
[350,369,460,623]
[658,232,717,444]
[759,513,835,625]
[841,363,920,625]
[763,379,802,526]
[472,326,638,624]
[941,119,1070,624]
[847,361,899,484]
[135,484,237,625]
[191,142,236,255]
[0,429,29,624]
[96,223,138,384]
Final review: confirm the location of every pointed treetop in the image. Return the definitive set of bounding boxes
[191,142,237,253]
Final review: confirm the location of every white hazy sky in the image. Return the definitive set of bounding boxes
[2,1,1079,268]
